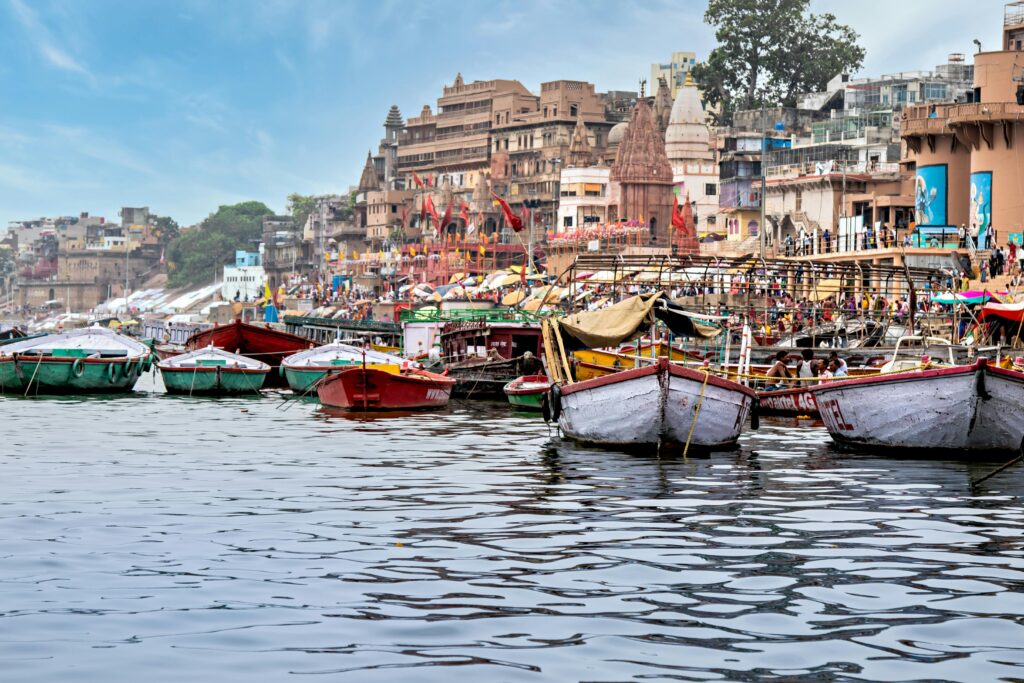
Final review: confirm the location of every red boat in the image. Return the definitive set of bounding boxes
[317,366,455,410]
[186,320,311,388]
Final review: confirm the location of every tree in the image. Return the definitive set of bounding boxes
[166,201,273,288]
[151,215,180,245]
[691,0,865,125]
[286,193,317,230]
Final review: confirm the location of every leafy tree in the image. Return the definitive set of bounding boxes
[151,215,180,245]
[166,201,273,288]
[286,193,317,230]
[691,0,865,124]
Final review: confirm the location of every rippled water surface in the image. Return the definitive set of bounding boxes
[2,384,1024,682]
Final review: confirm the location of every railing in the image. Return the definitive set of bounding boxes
[399,308,540,324]
[283,315,401,334]
[766,160,900,180]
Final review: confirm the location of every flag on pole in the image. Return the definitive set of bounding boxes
[491,192,524,232]
[459,200,470,225]
[412,171,425,189]
[424,195,441,228]
[439,200,452,234]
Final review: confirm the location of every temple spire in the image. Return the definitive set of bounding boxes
[567,115,594,168]
[357,150,379,193]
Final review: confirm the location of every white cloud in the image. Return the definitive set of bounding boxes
[7,0,94,81]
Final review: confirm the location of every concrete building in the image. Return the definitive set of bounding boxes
[557,166,611,232]
[372,105,404,190]
[222,250,265,302]
[261,215,307,290]
[650,51,697,99]
[490,80,613,237]
[366,189,414,245]
[665,74,718,237]
[901,2,1024,248]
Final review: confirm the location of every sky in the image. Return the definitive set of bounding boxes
[0,0,1006,227]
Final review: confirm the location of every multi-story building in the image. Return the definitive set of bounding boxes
[222,249,265,302]
[365,189,414,245]
[490,80,614,238]
[650,51,697,99]
[372,105,405,190]
[397,74,533,196]
[261,215,308,289]
[900,2,1024,248]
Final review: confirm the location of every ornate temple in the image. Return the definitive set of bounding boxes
[610,96,675,245]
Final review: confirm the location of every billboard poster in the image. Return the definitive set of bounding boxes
[970,171,992,249]
[915,164,948,226]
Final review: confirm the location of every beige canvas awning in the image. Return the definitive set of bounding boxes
[558,293,663,350]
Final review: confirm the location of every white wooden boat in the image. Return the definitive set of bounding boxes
[810,358,1024,455]
[555,358,755,449]
[157,346,270,395]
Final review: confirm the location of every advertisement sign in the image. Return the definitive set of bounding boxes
[970,171,992,249]
[915,164,948,226]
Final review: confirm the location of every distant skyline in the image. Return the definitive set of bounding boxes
[0,0,1005,227]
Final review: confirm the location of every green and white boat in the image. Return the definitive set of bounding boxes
[0,326,152,394]
[503,375,552,411]
[281,339,410,393]
[157,345,270,396]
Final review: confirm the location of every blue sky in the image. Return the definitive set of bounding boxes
[0,0,1004,227]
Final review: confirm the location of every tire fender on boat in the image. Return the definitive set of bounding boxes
[549,383,562,422]
[107,362,118,383]
[71,358,85,378]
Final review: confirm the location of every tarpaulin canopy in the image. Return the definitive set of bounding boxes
[979,301,1024,323]
[654,299,723,339]
[558,293,662,351]
[933,290,1005,306]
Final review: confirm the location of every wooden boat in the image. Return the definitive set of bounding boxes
[810,357,1024,455]
[281,340,410,393]
[186,320,311,388]
[757,386,819,417]
[545,294,755,450]
[0,326,151,394]
[157,346,270,395]
[503,374,552,410]
[317,366,455,410]
[554,358,755,449]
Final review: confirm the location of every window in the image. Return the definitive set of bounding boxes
[705,183,716,196]
[563,216,573,227]
[795,190,802,212]
[570,104,578,117]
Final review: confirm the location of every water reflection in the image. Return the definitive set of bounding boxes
[0,399,1021,681]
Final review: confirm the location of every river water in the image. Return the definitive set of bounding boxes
[2,382,1024,682]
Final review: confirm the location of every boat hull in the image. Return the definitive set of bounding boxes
[757,387,819,417]
[503,375,551,411]
[810,359,1024,455]
[317,368,454,410]
[187,321,310,388]
[160,367,269,395]
[557,359,755,449]
[283,366,329,393]
[0,356,147,394]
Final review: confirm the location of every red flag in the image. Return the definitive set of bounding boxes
[491,192,524,232]
[426,173,434,188]
[522,204,531,226]
[439,200,452,233]
[424,195,441,227]
[672,194,686,231]
[459,200,470,225]
[411,171,424,189]
[401,206,408,228]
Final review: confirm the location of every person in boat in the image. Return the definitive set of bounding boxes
[519,350,543,376]
[764,350,791,390]
[796,349,817,381]
[827,352,849,377]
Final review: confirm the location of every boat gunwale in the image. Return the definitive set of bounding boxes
[808,358,1019,395]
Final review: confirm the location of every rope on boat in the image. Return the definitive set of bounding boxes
[23,354,43,397]
[972,452,1024,486]
[682,369,711,460]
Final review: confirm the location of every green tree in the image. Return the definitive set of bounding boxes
[691,0,865,124]
[166,201,273,288]
[151,215,180,245]
[286,193,317,230]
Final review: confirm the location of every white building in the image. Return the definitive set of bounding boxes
[557,166,611,232]
[665,74,719,237]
